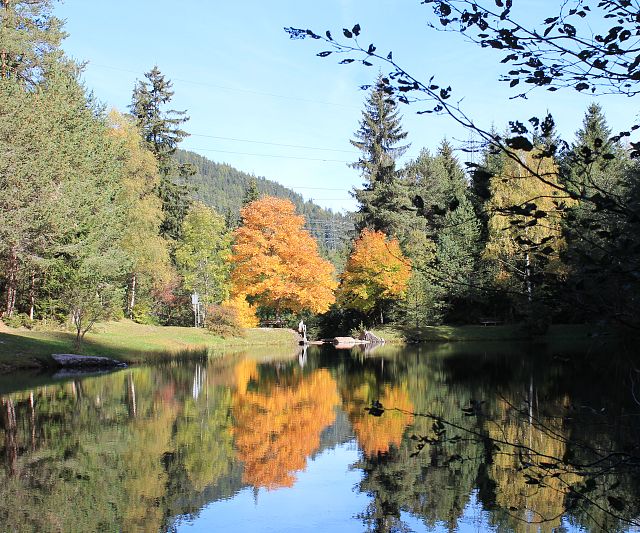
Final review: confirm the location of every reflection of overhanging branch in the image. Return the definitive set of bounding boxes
[367,399,640,530]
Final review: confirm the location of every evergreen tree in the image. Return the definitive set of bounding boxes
[0,0,66,85]
[400,143,483,324]
[242,177,261,206]
[351,76,410,237]
[561,104,632,322]
[130,66,191,240]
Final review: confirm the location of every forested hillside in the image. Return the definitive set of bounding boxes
[175,149,354,251]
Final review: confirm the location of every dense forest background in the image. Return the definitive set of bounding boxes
[2,0,639,338]
[175,149,354,251]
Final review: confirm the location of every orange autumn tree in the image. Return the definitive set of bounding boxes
[231,196,337,315]
[232,361,340,490]
[337,229,411,324]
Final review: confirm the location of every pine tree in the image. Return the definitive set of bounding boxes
[351,77,410,237]
[130,66,190,240]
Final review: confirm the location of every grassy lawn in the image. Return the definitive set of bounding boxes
[0,319,298,372]
[370,323,594,343]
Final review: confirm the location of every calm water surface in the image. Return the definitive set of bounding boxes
[1,342,638,532]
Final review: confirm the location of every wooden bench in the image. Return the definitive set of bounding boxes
[479,318,502,326]
[261,319,286,328]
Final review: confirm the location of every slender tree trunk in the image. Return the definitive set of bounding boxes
[29,270,35,320]
[525,250,532,303]
[128,273,136,319]
[4,246,18,317]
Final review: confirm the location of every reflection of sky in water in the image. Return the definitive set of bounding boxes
[174,441,591,533]
[175,441,368,532]
[1,344,636,533]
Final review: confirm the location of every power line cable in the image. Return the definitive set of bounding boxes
[90,63,359,109]
[190,147,351,163]
[189,133,356,154]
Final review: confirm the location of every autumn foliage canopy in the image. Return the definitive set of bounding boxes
[231,196,337,314]
[337,229,411,314]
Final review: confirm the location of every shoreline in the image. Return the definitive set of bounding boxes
[0,320,624,374]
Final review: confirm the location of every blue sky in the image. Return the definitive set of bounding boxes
[56,0,635,213]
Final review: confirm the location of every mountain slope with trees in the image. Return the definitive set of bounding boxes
[174,149,354,251]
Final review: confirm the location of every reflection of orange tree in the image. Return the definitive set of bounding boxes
[232,361,339,490]
[344,383,414,457]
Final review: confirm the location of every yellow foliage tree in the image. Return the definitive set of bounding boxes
[107,110,173,319]
[221,294,259,328]
[231,196,337,315]
[232,363,340,489]
[337,229,411,323]
[485,149,570,298]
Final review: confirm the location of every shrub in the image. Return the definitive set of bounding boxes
[3,313,33,329]
[205,305,242,338]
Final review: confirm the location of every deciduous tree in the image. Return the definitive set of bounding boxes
[231,196,337,316]
[175,202,231,319]
[107,111,173,320]
[337,229,411,324]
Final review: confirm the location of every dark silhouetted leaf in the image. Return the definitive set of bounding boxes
[506,136,534,151]
[608,496,625,511]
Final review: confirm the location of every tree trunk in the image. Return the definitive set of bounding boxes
[127,374,137,418]
[29,270,36,320]
[525,250,532,303]
[29,391,36,452]
[4,247,18,317]
[128,273,136,319]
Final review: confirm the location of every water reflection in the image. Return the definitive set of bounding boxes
[0,343,638,532]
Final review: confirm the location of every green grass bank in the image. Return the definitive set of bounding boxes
[370,324,596,344]
[0,319,299,373]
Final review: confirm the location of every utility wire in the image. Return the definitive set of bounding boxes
[189,133,357,154]
[90,63,359,109]
[190,147,351,163]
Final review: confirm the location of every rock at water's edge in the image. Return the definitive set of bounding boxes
[358,331,385,344]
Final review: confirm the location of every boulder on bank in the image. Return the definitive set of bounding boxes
[51,354,127,369]
[358,331,385,344]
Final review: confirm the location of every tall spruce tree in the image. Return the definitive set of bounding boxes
[561,104,631,322]
[0,0,66,85]
[351,77,410,237]
[130,66,190,240]
[242,177,261,206]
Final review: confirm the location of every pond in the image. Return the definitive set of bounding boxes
[1,341,638,532]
